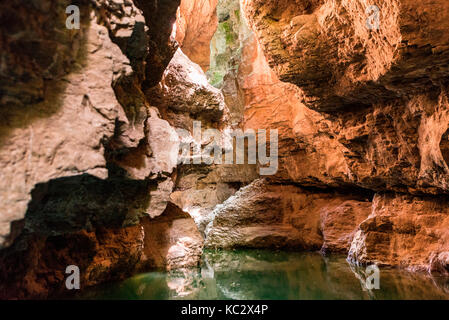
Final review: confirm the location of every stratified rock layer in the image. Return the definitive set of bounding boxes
[242,0,449,112]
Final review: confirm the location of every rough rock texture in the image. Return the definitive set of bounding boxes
[238,32,350,187]
[0,226,144,299]
[329,92,449,195]
[204,179,371,250]
[242,0,449,112]
[0,6,129,248]
[137,202,204,271]
[147,43,259,233]
[348,193,449,273]
[170,163,259,233]
[0,202,202,299]
[206,0,253,126]
[0,0,183,248]
[200,249,449,299]
[134,0,181,89]
[237,0,449,273]
[0,0,89,106]
[4,0,449,300]
[147,49,227,130]
[175,0,219,71]
[0,0,203,299]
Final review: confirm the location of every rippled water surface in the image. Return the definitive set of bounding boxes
[79,249,449,300]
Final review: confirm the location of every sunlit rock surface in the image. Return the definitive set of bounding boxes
[0,0,198,299]
[0,200,202,299]
[3,0,449,300]
[147,43,259,233]
[147,49,227,130]
[137,202,204,271]
[0,9,128,248]
[175,0,219,71]
[239,0,449,272]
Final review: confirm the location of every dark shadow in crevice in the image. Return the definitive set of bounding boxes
[440,128,449,168]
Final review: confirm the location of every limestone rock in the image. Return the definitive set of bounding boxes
[170,163,259,233]
[0,202,203,299]
[238,32,350,187]
[0,0,190,298]
[147,178,175,218]
[134,0,181,88]
[0,12,130,248]
[331,92,449,194]
[0,0,89,106]
[320,200,372,254]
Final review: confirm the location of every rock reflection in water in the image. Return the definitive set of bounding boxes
[79,249,449,300]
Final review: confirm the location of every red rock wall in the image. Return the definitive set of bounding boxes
[239,0,449,272]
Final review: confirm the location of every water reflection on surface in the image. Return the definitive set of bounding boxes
[79,249,449,300]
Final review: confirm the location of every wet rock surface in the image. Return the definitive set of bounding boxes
[0,199,202,299]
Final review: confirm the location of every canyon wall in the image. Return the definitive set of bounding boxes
[232,0,449,273]
[0,0,256,299]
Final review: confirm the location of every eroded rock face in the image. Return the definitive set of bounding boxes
[147,43,259,232]
[147,49,227,130]
[238,31,350,188]
[137,202,204,271]
[134,0,181,88]
[328,92,449,194]
[175,0,219,71]
[0,0,89,106]
[0,9,129,248]
[0,0,204,298]
[204,179,372,251]
[348,193,449,273]
[242,0,449,112]
[238,0,449,273]
[170,163,259,234]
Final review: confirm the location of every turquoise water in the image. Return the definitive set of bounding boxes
[79,249,449,300]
